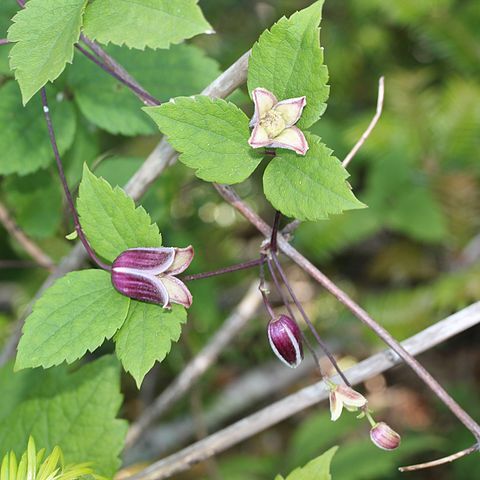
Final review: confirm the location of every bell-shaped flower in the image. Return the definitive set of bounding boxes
[111,246,194,308]
[370,422,401,451]
[329,383,367,421]
[267,314,304,368]
[248,87,308,155]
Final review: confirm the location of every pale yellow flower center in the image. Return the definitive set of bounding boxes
[260,109,286,138]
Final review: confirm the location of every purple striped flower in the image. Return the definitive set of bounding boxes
[111,246,194,308]
[370,422,401,451]
[267,315,303,368]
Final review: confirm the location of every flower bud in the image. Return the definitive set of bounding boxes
[267,315,303,368]
[370,422,401,451]
[111,246,194,308]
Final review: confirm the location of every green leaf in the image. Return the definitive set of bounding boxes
[0,2,17,75]
[68,44,220,136]
[115,303,187,388]
[0,356,127,477]
[83,0,213,50]
[279,447,337,480]
[0,82,76,176]
[263,134,365,221]
[3,171,63,239]
[77,164,162,262]
[16,270,130,369]
[7,0,87,104]
[248,0,329,129]
[145,96,264,184]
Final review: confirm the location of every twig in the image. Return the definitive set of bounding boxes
[399,444,478,472]
[125,353,319,463]
[40,88,110,271]
[0,201,54,270]
[182,257,264,282]
[0,51,250,366]
[0,260,40,269]
[213,183,480,442]
[342,76,385,168]
[125,282,261,447]
[126,302,480,480]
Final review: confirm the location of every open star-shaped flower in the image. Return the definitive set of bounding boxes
[329,384,367,421]
[248,87,308,155]
[111,246,194,308]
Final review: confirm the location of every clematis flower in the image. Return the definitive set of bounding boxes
[370,422,401,451]
[267,314,304,368]
[248,87,308,155]
[328,383,367,421]
[111,246,194,308]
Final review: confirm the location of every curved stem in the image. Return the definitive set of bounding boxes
[40,88,111,271]
[399,444,479,472]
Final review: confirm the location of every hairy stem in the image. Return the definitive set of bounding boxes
[40,88,111,271]
[182,257,264,282]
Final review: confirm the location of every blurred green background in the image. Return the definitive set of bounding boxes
[1,0,480,478]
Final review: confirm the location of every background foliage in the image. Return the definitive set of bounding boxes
[0,0,479,478]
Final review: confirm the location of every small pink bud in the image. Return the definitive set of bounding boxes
[370,422,401,451]
[267,315,303,368]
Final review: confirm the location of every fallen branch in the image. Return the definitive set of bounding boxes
[126,301,480,480]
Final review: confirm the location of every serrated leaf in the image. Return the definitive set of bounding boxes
[0,356,127,477]
[3,171,63,239]
[115,302,186,388]
[7,0,87,104]
[280,447,337,480]
[0,82,76,176]
[83,0,212,50]
[263,134,365,221]
[145,96,264,184]
[248,0,329,129]
[16,270,130,369]
[68,44,220,136]
[77,164,162,262]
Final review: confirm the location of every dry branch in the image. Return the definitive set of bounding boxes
[127,302,480,480]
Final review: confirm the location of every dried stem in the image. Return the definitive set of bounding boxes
[342,76,385,168]
[0,202,54,270]
[182,258,264,282]
[40,88,110,271]
[399,445,479,472]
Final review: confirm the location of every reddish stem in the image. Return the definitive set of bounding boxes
[182,258,264,282]
[40,88,111,271]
